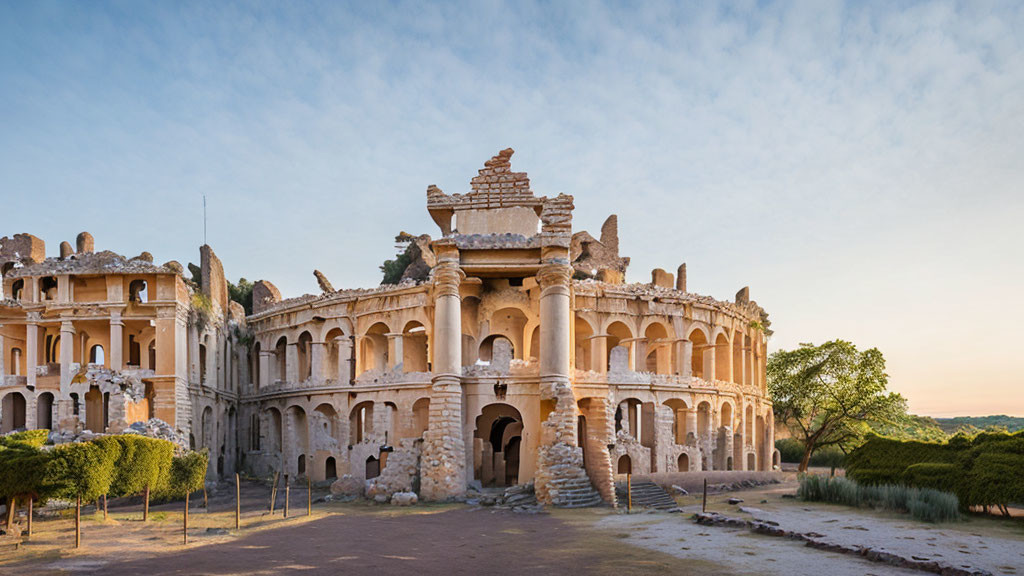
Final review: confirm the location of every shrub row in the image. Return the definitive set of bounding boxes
[798,475,960,523]
[1,431,208,518]
[846,430,1024,511]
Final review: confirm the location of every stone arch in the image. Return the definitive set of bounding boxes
[617,454,632,474]
[264,406,283,454]
[719,401,734,430]
[744,334,753,386]
[714,331,730,382]
[325,456,337,480]
[606,321,633,371]
[474,403,524,487]
[273,336,288,383]
[297,331,313,382]
[313,403,340,450]
[573,315,595,371]
[89,344,105,365]
[323,328,349,383]
[401,320,429,373]
[411,397,430,438]
[36,391,54,430]
[350,401,374,444]
[643,321,671,374]
[677,452,690,472]
[478,334,513,368]
[483,307,529,361]
[687,326,708,379]
[0,390,27,433]
[286,404,310,476]
[663,398,689,443]
[360,322,390,374]
[9,347,23,376]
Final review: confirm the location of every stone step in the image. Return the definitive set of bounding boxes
[616,480,680,511]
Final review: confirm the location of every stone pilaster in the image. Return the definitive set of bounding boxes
[420,242,466,500]
[58,319,75,422]
[25,316,38,389]
[109,312,124,371]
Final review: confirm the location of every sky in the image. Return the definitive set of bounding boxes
[1,1,1021,417]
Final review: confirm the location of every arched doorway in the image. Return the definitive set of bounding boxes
[474,403,523,487]
[1,392,27,433]
[365,456,380,479]
[36,392,54,430]
[678,453,689,472]
[617,454,632,474]
[325,457,337,480]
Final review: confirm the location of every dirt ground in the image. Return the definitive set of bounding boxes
[3,478,1023,576]
[0,483,725,576]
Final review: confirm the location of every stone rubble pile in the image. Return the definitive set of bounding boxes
[464,483,542,513]
[46,418,188,451]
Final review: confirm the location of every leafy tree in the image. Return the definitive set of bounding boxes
[228,277,254,315]
[380,235,415,284]
[768,340,907,472]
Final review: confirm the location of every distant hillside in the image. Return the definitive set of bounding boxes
[933,415,1024,435]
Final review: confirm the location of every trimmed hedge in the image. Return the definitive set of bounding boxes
[847,430,1024,511]
[167,450,209,498]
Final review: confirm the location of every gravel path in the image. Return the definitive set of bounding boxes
[737,504,1024,575]
[596,512,924,576]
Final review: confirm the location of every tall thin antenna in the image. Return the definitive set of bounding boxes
[203,195,207,246]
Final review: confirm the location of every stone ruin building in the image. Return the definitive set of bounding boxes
[0,149,778,506]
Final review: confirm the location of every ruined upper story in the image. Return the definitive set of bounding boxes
[243,149,771,399]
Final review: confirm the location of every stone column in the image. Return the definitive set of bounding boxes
[766,411,775,471]
[685,407,698,444]
[310,341,324,385]
[535,257,591,506]
[334,336,352,385]
[25,317,39,389]
[420,242,466,500]
[386,333,404,372]
[703,345,715,381]
[589,334,609,374]
[739,399,749,470]
[109,312,124,371]
[188,324,200,383]
[286,343,299,384]
[675,339,692,378]
[58,319,76,422]
[258,351,272,389]
[0,333,5,377]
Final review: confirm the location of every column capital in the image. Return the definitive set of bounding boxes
[432,259,464,299]
[537,261,572,292]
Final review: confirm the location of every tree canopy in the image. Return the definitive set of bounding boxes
[768,340,907,471]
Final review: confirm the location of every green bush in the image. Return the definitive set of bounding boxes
[775,438,846,469]
[847,430,1024,512]
[166,450,209,499]
[100,435,175,498]
[0,429,50,449]
[45,442,117,502]
[798,475,960,523]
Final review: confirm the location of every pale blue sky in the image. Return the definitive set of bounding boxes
[2,1,1022,416]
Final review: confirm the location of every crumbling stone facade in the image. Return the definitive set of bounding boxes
[1,149,776,506]
[236,149,775,507]
[0,236,244,480]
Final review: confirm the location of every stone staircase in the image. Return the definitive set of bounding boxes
[549,476,605,508]
[616,479,682,512]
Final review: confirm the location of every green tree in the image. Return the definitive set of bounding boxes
[0,440,53,529]
[228,277,254,315]
[768,340,907,472]
[167,450,209,498]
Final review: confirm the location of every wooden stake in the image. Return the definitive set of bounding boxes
[307,476,311,516]
[269,472,279,514]
[284,474,290,518]
[702,477,708,513]
[203,485,208,509]
[27,498,32,539]
[183,492,189,545]
[102,494,108,521]
[75,495,81,549]
[235,473,241,530]
[626,473,632,513]
[143,485,150,522]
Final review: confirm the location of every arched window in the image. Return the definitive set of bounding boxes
[89,344,105,365]
[129,279,148,303]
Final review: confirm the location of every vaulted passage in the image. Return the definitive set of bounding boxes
[473,403,523,487]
